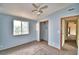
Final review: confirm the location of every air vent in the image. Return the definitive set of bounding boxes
[68,8,74,11]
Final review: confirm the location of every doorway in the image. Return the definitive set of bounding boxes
[66,20,77,48]
[61,15,79,50]
[40,20,48,42]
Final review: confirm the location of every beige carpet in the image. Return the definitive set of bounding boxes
[0,41,77,55]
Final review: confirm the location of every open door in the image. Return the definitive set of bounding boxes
[77,18,79,50]
[61,19,67,47]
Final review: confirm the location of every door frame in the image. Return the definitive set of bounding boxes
[60,15,79,49]
[37,19,50,45]
[40,20,48,41]
[61,19,68,47]
[40,19,49,41]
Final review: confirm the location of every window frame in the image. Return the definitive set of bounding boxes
[13,20,29,36]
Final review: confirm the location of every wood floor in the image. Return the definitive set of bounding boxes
[0,40,77,55]
[61,40,77,55]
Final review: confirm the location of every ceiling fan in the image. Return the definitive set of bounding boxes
[32,3,48,16]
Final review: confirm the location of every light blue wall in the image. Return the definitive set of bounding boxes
[0,14,37,50]
[42,4,79,49]
[0,17,2,45]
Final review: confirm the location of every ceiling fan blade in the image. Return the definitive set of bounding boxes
[39,10,43,13]
[40,5,48,9]
[32,3,38,8]
[32,9,37,12]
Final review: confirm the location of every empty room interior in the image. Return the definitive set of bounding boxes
[0,3,79,55]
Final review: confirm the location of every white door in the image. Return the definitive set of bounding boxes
[77,19,79,49]
[62,19,66,47]
[36,22,40,41]
[77,18,79,54]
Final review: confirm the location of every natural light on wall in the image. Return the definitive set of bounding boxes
[13,20,29,35]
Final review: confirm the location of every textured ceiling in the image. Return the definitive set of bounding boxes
[0,3,73,20]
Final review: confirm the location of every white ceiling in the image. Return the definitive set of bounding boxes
[0,3,73,20]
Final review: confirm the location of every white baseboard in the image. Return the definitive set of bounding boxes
[77,49,79,55]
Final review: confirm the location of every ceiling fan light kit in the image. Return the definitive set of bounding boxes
[32,3,48,16]
[33,10,41,16]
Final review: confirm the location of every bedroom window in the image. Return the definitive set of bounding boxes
[13,20,29,35]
